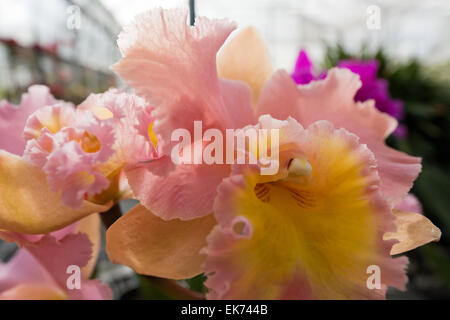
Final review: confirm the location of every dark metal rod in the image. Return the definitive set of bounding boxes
[189,0,196,25]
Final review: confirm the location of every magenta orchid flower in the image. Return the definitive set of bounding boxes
[105,8,440,299]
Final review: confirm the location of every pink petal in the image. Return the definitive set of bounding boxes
[0,249,57,293]
[0,214,101,278]
[41,137,110,208]
[124,78,254,219]
[23,106,116,208]
[23,103,77,141]
[0,232,111,300]
[395,193,423,214]
[23,233,92,288]
[113,8,255,155]
[79,89,159,164]
[0,85,66,155]
[126,155,231,220]
[256,69,421,205]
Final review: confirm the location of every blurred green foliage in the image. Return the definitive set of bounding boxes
[324,45,450,299]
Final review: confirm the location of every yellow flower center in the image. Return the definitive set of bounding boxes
[226,134,382,299]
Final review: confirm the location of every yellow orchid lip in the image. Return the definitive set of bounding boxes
[204,118,411,299]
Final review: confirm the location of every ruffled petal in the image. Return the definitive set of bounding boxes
[217,26,273,104]
[79,89,159,165]
[106,204,216,279]
[203,117,408,299]
[0,150,110,234]
[40,137,110,208]
[23,104,77,140]
[0,249,57,293]
[113,8,254,155]
[395,194,423,214]
[125,156,231,220]
[0,231,111,300]
[385,209,441,255]
[0,214,101,279]
[256,69,421,205]
[0,85,66,155]
[22,233,92,288]
[21,97,119,209]
[123,78,254,220]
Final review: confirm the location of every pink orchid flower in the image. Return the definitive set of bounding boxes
[0,86,155,234]
[0,88,112,299]
[106,8,440,299]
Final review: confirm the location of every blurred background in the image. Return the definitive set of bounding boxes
[0,0,449,299]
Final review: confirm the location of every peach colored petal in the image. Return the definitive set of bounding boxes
[385,209,441,255]
[256,69,421,205]
[217,26,273,104]
[113,8,255,155]
[106,204,216,280]
[0,150,110,234]
[203,116,408,299]
[0,284,67,300]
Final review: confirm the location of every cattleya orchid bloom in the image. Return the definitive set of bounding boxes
[291,50,407,137]
[0,90,111,299]
[106,8,441,299]
[0,86,156,234]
